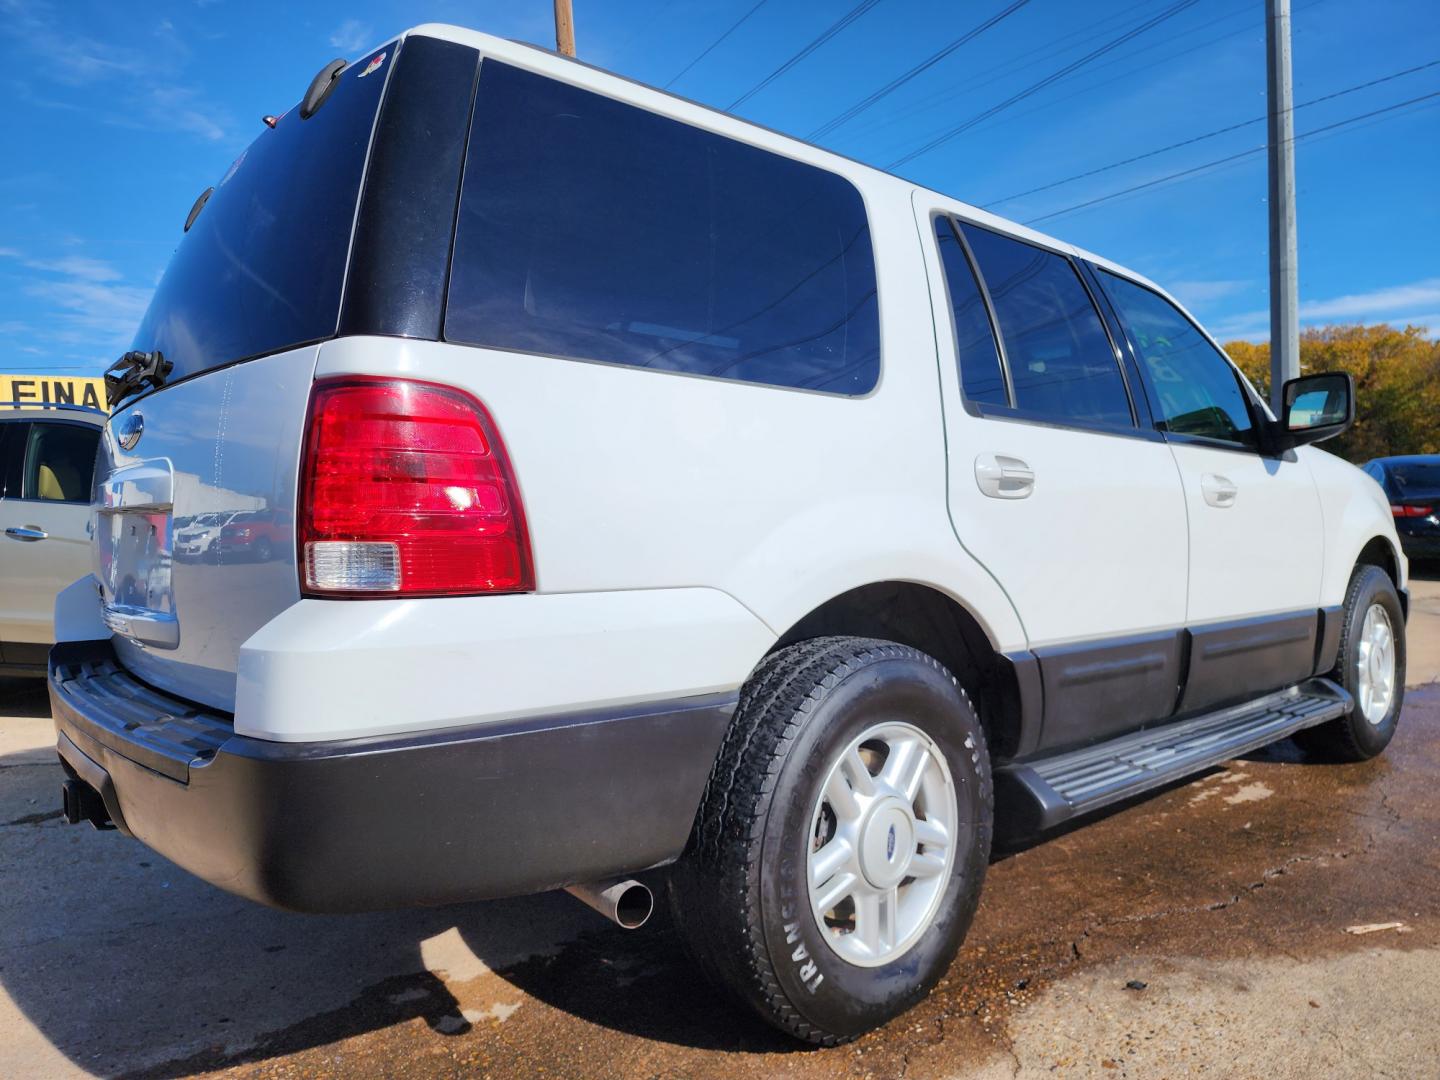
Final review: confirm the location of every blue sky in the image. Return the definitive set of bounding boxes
[2,0,1437,375]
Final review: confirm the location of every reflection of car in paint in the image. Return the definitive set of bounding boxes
[48,25,1411,1046]
[213,508,292,562]
[0,406,103,676]
[173,511,237,561]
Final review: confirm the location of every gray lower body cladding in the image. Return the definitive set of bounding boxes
[49,640,733,913]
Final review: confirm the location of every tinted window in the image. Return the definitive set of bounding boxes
[23,423,100,502]
[934,217,1006,405]
[0,422,24,499]
[961,226,1131,426]
[447,62,880,395]
[130,44,391,381]
[1100,271,1254,446]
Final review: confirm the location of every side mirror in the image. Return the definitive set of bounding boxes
[1276,371,1353,449]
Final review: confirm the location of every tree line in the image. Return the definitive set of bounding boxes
[1224,324,1439,464]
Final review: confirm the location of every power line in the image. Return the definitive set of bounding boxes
[888,0,1201,169]
[900,0,1330,156]
[1024,88,1440,225]
[984,57,1440,207]
[665,0,771,90]
[835,0,1179,145]
[728,0,885,111]
[807,0,1034,140]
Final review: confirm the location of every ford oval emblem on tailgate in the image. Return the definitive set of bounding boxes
[116,411,144,451]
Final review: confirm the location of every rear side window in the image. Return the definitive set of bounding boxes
[961,225,1132,427]
[129,43,392,381]
[933,217,1006,406]
[1099,271,1255,446]
[446,62,880,395]
[22,422,100,503]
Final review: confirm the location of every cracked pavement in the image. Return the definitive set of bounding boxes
[1,572,1437,1079]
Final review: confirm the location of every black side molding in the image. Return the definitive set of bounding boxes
[1179,611,1318,715]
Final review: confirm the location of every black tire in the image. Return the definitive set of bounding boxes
[667,636,992,1044]
[1295,564,1406,761]
[254,536,274,563]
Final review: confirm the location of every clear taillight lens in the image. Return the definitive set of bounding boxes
[299,377,534,597]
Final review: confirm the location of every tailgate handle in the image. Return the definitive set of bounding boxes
[101,461,174,511]
[5,526,47,542]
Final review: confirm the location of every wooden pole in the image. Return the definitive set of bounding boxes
[554,0,576,57]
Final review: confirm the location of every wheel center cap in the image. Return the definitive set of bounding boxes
[859,798,915,888]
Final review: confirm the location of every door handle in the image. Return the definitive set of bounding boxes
[975,453,1035,499]
[1201,474,1238,508]
[5,526,48,542]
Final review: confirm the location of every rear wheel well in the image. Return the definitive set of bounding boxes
[769,582,1023,760]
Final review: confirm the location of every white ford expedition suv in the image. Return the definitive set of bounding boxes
[50,25,1408,1044]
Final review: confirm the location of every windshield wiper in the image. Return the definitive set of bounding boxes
[104,350,172,408]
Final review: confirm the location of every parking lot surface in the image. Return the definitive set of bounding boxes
[3,572,1437,1079]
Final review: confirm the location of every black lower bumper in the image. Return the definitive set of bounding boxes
[49,640,733,913]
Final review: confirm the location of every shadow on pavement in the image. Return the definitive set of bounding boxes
[0,676,52,718]
[0,677,798,1079]
[0,678,1425,1076]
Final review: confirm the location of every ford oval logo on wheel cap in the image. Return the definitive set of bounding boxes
[116,411,144,451]
[886,824,896,861]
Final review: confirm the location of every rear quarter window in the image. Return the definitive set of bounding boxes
[445,61,881,395]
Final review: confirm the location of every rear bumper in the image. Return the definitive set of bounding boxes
[49,640,733,913]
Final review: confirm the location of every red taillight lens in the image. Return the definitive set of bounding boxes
[299,377,533,597]
[1392,504,1433,518]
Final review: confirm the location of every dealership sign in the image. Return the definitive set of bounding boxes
[1,373,108,412]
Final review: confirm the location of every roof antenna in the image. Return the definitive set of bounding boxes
[262,115,278,129]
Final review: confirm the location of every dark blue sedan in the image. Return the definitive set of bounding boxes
[1364,455,1440,564]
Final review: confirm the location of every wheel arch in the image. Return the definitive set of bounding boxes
[1355,534,1407,617]
[1356,534,1400,583]
[767,580,1038,762]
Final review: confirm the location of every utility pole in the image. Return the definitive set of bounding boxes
[1266,0,1299,412]
[554,0,576,57]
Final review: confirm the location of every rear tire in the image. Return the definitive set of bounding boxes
[667,636,992,1044]
[1296,564,1406,761]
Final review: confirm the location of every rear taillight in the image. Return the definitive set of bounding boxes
[1392,504,1434,519]
[299,377,533,597]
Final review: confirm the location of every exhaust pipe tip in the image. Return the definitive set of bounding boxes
[565,878,654,929]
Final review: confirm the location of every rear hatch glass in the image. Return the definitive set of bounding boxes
[128,43,393,383]
[96,45,394,711]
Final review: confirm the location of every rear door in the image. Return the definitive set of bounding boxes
[0,418,101,643]
[1093,268,1325,713]
[918,203,1191,750]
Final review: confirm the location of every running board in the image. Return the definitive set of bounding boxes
[994,678,1351,835]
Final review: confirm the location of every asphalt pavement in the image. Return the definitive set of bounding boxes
[2,570,1437,1079]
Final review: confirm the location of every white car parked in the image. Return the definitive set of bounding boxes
[0,405,103,675]
[50,26,1408,1043]
[173,511,238,562]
